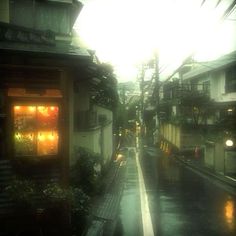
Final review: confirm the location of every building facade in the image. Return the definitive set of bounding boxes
[0,1,118,232]
[158,52,236,179]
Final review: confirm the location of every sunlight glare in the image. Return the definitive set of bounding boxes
[74,0,235,81]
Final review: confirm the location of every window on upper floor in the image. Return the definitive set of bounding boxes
[203,81,210,95]
[225,66,236,93]
[182,83,190,91]
[190,81,197,91]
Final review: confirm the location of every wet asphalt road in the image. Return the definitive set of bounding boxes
[141,147,236,236]
[116,145,236,236]
[118,156,143,236]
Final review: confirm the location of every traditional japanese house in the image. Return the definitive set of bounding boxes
[0,0,118,234]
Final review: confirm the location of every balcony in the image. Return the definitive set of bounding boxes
[161,82,210,103]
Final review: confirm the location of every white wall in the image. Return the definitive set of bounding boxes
[73,129,101,159]
[71,95,114,165]
[71,83,93,165]
[95,105,113,121]
[95,105,114,164]
[210,71,224,101]
[101,122,113,164]
[74,130,101,152]
[210,70,236,103]
[160,123,181,149]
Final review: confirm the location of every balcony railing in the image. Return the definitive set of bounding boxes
[161,83,210,101]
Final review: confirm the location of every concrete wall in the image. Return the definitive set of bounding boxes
[95,105,113,121]
[72,128,102,166]
[180,131,202,149]
[101,122,113,164]
[204,142,215,168]
[225,151,236,175]
[70,92,114,165]
[94,105,113,164]
[210,71,223,101]
[72,119,113,166]
[73,128,101,163]
[160,123,181,149]
[71,83,92,165]
[215,142,224,174]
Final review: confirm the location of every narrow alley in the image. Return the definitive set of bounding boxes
[111,139,236,236]
[1,1,236,236]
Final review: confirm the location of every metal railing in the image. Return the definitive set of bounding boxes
[161,83,210,101]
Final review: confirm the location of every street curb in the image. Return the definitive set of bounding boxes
[84,161,126,236]
[173,154,236,191]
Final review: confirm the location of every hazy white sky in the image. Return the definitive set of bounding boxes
[74,0,236,82]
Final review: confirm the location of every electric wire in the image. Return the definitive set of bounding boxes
[139,0,236,106]
[159,0,236,86]
[215,0,222,8]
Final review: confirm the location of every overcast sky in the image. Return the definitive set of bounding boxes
[74,0,236,82]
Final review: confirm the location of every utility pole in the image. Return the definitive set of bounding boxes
[140,64,145,138]
[154,50,160,131]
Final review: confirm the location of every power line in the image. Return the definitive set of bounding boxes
[139,0,236,102]
[215,0,222,8]
[220,0,236,20]
[160,0,236,86]
[200,0,206,7]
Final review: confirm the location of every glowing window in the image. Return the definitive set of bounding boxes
[14,105,59,157]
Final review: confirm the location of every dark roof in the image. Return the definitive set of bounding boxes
[0,41,91,58]
[0,22,91,59]
[183,51,236,80]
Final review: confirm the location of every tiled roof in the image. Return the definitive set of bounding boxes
[0,41,91,58]
[0,22,90,58]
[183,51,236,80]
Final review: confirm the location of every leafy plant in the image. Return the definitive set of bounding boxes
[71,147,103,195]
[42,183,90,212]
[70,187,90,235]
[5,178,36,209]
[71,188,90,216]
[5,178,91,235]
[42,182,72,205]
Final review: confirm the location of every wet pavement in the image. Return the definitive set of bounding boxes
[118,155,142,236]
[141,147,236,236]
[86,142,236,236]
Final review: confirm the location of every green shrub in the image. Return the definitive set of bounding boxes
[70,147,103,195]
[5,178,36,209]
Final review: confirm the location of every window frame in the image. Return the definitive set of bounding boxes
[225,66,236,93]
[9,98,62,160]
